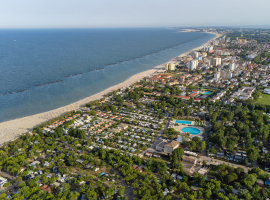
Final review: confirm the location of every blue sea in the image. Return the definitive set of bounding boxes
[0,28,215,122]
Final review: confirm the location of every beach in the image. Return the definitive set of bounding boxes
[0,31,221,145]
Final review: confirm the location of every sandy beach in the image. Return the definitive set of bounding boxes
[0,31,221,145]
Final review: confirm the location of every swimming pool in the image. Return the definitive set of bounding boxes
[175,120,192,125]
[181,127,201,135]
[203,91,211,95]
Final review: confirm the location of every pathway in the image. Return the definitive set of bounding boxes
[139,118,170,157]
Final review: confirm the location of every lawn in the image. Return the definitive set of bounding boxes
[257,94,270,106]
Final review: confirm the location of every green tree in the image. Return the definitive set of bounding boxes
[3,182,10,187]
[247,147,259,163]
[118,186,125,196]
[201,141,206,151]
[243,173,257,187]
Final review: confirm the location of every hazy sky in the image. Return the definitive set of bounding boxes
[0,0,269,28]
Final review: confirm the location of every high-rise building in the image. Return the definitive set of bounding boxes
[214,50,223,55]
[191,52,199,58]
[229,62,236,71]
[165,63,175,71]
[203,46,213,52]
[213,40,219,46]
[188,60,198,70]
[220,70,233,79]
[212,57,222,67]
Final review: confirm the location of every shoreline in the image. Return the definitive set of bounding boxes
[0,31,221,145]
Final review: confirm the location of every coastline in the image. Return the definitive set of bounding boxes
[0,31,221,145]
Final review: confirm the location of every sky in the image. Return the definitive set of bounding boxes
[0,0,270,28]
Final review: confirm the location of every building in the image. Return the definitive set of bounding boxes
[182,155,197,165]
[229,62,236,71]
[214,72,220,79]
[212,57,222,67]
[201,52,208,57]
[145,152,153,157]
[164,141,180,154]
[202,46,213,52]
[188,60,198,70]
[256,179,264,187]
[165,63,175,71]
[145,74,171,83]
[247,54,257,61]
[0,177,8,188]
[214,50,223,55]
[263,88,270,94]
[40,185,52,193]
[156,141,168,152]
[238,39,247,43]
[191,52,199,58]
[227,72,233,79]
[213,40,219,46]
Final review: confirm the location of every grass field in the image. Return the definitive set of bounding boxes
[257,94,270,106]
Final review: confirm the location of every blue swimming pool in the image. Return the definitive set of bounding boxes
[181,127,200,135]
[175,120,192,125]
[203,91,211,95]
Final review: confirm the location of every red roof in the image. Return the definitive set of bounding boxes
[175,96,190,100]
[189,93,197,97]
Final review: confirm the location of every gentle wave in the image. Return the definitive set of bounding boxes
[0,34,208,98]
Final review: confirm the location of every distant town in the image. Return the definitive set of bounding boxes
[1,28,270,200]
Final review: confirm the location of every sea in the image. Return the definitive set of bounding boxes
[0,28,215,123]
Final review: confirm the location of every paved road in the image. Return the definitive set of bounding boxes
[198,155,264,173]
[110,167,134,200]
[0,171,16,181]
[0,171,18,196]
[139,118,170,157]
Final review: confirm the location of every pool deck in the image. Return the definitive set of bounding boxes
[174,124,204,140]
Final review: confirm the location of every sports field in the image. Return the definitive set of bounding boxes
[257,94,270,106]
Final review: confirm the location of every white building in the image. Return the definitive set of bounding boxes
[188,60,198,70]
[191,52,199,58]
[203,46,213,52]
[214,72,220,79]
[229,63,236,71]
[213,40,219,46]
[212,57,222,67]
[0,177,8,188]
[227,72,233,79]
[264,88,270,94]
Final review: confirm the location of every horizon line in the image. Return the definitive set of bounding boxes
[0,25,270,29]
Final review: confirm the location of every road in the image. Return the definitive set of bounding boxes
[0,171,16,181]
[110,167,134,199]
[139,118,170,157]
[0,171,18,196]
[198,155,256,173]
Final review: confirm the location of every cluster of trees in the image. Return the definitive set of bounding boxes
[3,106,270,200]
[184,136,205,152]
[253,50,270,65]
[171,148,184,170]
[100,104,117,112]
[163,128,179,138]
[208,100,270,164]
[68,127,86,139]
[64,119,75,129]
